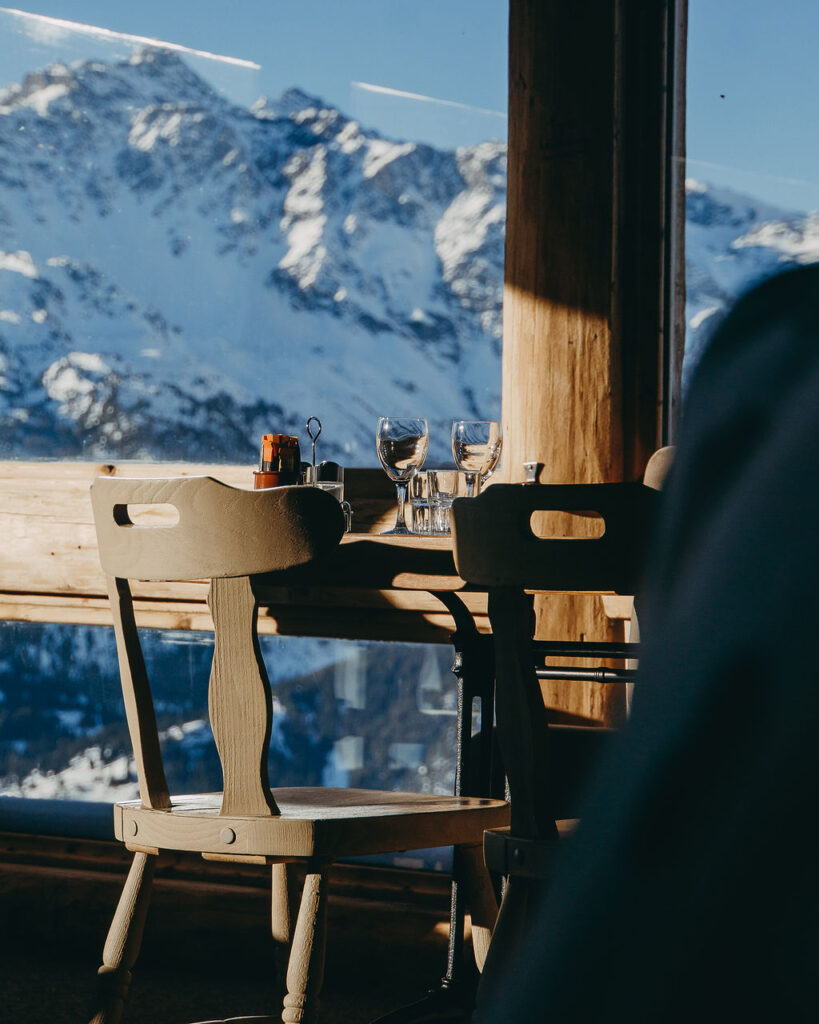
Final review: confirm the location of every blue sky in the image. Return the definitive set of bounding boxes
[687,1,819,213]
[2,1,817,212]
[0,2,509,148]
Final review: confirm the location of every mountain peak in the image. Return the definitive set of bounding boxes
[273,86,336,119]
[0,62,75,116]
[127,47,190,73]
[0,47,224,122]
[685,177,798,228]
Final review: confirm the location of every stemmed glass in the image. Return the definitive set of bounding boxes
[376,417,429,535]
[451,420,502,496]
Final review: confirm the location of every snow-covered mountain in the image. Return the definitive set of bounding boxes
[0,619,458,817]
[684,179,819,381]
[2,48,818,465]
[0,49,504,465]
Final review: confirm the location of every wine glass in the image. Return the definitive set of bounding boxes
[451,420,502,497]
[376,417,429,535]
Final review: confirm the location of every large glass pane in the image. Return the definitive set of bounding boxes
[0,620,459,867]
[0,5,506,866]
[684,1,819,386]
[0,3,507,465]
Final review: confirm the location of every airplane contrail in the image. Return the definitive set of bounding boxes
[352,80,506,120]
[685,157,819,190]
[0,7,259,69]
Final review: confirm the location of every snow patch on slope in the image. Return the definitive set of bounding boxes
[0,251,38,278]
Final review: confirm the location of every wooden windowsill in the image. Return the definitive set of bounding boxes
[0,460,634,644]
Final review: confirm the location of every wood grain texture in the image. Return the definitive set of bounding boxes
[501,0,682,721]
[0,462,246,597]
[107,576,171,811]
[113,790,509,861]
[0,591,492,644]
[272,861,300,946]
[87,851,155,1024]
[208,576,279,817]
[91,475,344,581]
[282,863,330,1024]
[451,483,657,592]
[272,861,301,1002]
[461,842,498,972]
[0,461,458,594]
[503,0,619,487]
[503,0,621,723]
[502,0,679,483]
[0,461,488,642]
[87,473,510,1024]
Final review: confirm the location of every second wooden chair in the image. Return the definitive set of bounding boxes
[451,477,659,1019]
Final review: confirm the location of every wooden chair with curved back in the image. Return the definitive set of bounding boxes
[450,474,660,1016]
[87,475,510,1024]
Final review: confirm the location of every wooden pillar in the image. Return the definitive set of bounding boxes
[502,0,686,722]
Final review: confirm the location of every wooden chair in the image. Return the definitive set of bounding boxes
[450,478,659,1015]
[87,475,510,1024]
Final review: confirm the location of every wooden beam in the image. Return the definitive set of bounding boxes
[502,0,685,721]
[503,0,619,486]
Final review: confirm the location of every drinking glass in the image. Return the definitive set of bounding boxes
[408,471,431,535]
[376,417,429,535]
[451,420,503,496]
[427,469,469,536]
[305,462,344,502]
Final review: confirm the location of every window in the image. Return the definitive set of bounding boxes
[684,1,819,387]
[0,3,507,870]
[0,619,460,869]
[0,2,507,465]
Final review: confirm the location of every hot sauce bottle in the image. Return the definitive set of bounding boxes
[253,434,301,488]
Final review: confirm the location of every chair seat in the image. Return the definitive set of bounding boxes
[114,786,510,860]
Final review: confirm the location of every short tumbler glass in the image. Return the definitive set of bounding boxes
[305,463,344,502]
[408,471,430,535]
[427,470,469,536]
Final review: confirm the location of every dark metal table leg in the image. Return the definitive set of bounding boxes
[370,595,497,1024]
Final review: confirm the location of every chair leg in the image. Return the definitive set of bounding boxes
[472,876,549,1024]
[461,843,499,973]
[281,860,330,1024]
[271,862,300,999]
[88,851,156,1024]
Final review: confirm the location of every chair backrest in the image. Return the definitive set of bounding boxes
[643,445,675,491]
[451,482,658,841]
[91,474,344,580]
[451,482,657,593]
[90,476,345,817]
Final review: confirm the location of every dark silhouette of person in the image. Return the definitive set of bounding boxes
[474,265,819,1022]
